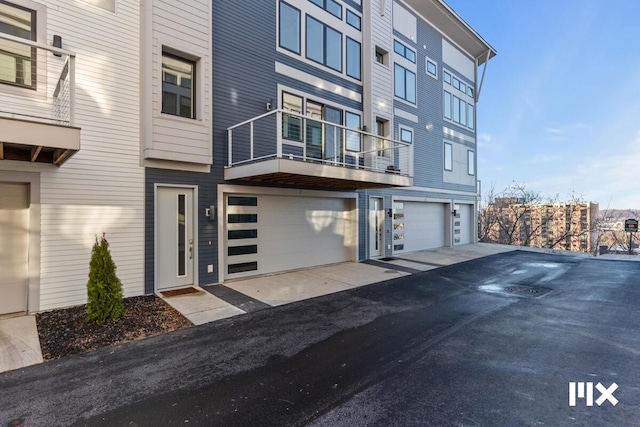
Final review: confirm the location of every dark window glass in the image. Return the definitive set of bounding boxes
[394,64,415,103]
[228,262,258,274]
[326,26,342,72]
[178,194,186,276]
[306,16,342,72]
[279,1,300,53]
[394,40,415,63]
[228,229,258,240]
[282,92,303,141]
[228,214,258,224]
[228,245,258,256]
[228,196,258,206]
[394,244,404,251]
[162,52,196,119]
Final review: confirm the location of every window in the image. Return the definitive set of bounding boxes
[426,58,437,78]
[453,95,461,123]
[375,45,388,65]
[444,143,453,171]
[309,0,341,19]
[443,70,451,84]
[394,40,415,63]
[468,150,475,175]
[0,0,36,88]
[279,1,300,54]
[346,10,361,30]
[306,16,342,72]
[162,51,196,119]
[345,111,361,151]
[468,104,474,130]
[467,86,474,98]
[394,64,416,103]
[282,92,303,141]
[346,37,361,80]
[400,128,412,143]
[444,91,452,120]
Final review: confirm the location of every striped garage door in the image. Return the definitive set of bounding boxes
[224,194,354,279]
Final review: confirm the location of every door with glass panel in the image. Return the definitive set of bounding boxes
[369,197,384,258]
[156,187,194,289]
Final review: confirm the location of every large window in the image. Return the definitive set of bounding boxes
[346,37,361,80]
[279,1,300,54]
[306,16,342,72]
[443,70,475,130]
[0,0,36,88]
[162,51,196,119]
[394,64,416,104]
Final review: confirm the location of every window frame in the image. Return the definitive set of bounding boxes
[305,15,342,73]
[394,39,416,63]
[278,1,301,54]
[425,57,437,79]
[467,150,475,175]
[346,9,361,30]
[346,36,361,80]
[161,49,197,120]
[394,63,416,104]
[0,0,37,90]
[444,142,453,171]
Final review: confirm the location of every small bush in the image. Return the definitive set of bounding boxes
[86,234,123,323]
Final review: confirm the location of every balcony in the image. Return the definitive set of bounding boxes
[226,109,413,189]
[0,33,80,166]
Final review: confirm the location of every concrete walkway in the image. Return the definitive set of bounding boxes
[4,243,631,374]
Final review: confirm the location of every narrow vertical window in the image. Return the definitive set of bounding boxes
[279,1,300,54]
[468,150,475,175]
[306,16,324,64]
[444,143,453,171]
[282,92,303,141]
[444,91,452,120]
[346,37,361,80]
[468,104,475,129]
[345,111,361,151]
[177,194,186,276]
[325,26,342,72]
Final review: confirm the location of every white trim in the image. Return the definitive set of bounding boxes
[443,126,475,144]
[395,185,478,197]
[425,56,438,79]
[275,62,362,103]
[394,107,418,123]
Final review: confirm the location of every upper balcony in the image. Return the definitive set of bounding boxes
[0,33,80,166]
[226,109,413,189]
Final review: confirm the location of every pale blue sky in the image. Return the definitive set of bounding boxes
[446,0,640,209]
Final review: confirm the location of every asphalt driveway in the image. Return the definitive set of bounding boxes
[1,251,639,426]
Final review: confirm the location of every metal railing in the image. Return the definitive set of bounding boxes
[0,32,76,126]
[227,109,412,176]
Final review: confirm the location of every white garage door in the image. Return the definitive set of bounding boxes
[456,204,474,245]
[393,201,446,253]
[0,183,29,315]
[225,194,354,279]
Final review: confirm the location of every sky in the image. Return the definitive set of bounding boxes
[445,0,640,209]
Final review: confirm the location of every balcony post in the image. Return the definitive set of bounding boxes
[228,129,233,166]
[250,121,254,160]
[69,55,76,127]
[276,110,282,158]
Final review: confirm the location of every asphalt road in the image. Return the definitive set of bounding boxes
[1,251,639,426]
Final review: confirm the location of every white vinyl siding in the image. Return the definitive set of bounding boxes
[0,1,145,310]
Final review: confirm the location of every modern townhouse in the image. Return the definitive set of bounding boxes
[143,0,495,293]
[0,0,495,316]
[0,0,144,315]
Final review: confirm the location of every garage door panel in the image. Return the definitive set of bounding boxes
[225,194,353,279]
[396,202,446,253]
[456,204,473,245]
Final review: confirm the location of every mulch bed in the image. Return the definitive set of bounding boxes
[36,295,193,361]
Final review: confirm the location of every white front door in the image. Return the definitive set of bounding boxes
[369,197,384,258]
[156,187,195,290]
[0,183,29,315]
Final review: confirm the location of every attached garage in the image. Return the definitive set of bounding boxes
[392,200,448,254]
[0,183,29,315]
[223,192,356,280]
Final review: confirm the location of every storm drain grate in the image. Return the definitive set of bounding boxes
[504,285,552,297]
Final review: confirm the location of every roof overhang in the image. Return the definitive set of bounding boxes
[403,0,497,64]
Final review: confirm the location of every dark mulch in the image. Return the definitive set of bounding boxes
[36,295,193,361]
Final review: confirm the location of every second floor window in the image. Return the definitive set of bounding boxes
[394,64,416,104]
[162,51,196,119]
[0,0,36,89]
